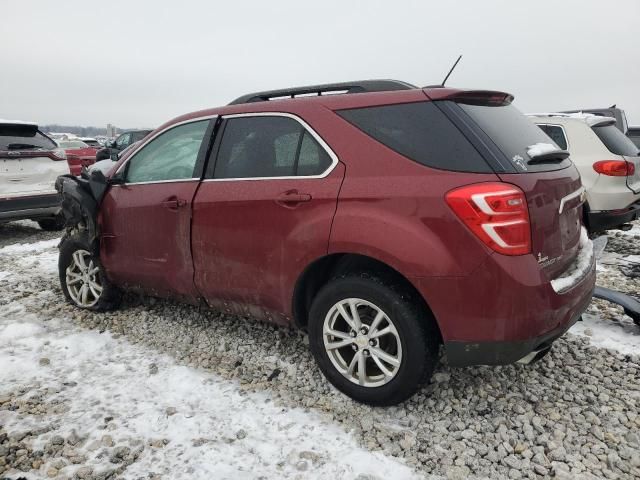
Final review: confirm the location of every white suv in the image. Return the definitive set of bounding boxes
[528,113,640,232]
[0,120,69,230]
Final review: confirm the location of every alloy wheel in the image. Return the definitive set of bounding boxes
[323,298,403,387]
[66,249,102,308]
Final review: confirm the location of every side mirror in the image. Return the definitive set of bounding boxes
[109,140,117,148]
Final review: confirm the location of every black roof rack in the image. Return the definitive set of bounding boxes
[228,79,417,105]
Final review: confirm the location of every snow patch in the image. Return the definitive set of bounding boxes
[0,238,59,255]
[551,227,594,293]
[526,142,561,158]
[570,313,640,356]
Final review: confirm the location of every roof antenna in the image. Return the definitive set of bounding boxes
[441,55,462,87]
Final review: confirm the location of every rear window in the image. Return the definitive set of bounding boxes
[0,125,56,150]
[593,124,639,156]
[337,101,492,173]
[458,103,572,172]
[537,124,568,150]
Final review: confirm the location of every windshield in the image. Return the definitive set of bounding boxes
[592,124,639,156]
[457,103,571,172]
[0,125,56,150]
[59,140,89,149]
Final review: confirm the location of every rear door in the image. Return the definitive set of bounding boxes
[591,123,640,194]
[192,113,343,323]
[0,124,67,197]
[99,118,213,300]
[451,100,584,278]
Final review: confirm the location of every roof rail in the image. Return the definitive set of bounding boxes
[228,79,417,105]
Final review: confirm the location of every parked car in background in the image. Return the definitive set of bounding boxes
[1,119,67,230]
[57,139,98,176]
[561,106,628,133]
[95,129,152,161]
[56,80,595,405]
[530,113,640,232]
[79,137,101,148]
[87,141,141,175]
[627,126,640,148]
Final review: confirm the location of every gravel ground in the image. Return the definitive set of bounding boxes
[0,220,639,479]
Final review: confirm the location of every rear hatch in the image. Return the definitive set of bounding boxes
[0,123,68,196]
[440,94,584,279]
[591,122,640,194]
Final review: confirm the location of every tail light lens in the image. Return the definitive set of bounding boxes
[66,154,81,165]
[593,160,635,176]
[445,182,531,256]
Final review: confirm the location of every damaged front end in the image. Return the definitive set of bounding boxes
[54,169,111,248]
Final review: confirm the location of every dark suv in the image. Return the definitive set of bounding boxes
[95,129,152,161]
[56,80,596,405]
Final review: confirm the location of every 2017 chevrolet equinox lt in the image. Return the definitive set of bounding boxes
[55,80,596,405]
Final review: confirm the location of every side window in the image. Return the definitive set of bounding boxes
[130,131,148,143]
[297,131,332,176]
[338,102,492,173]
[115,133,130,149]
[538,125,568,150]
[125,120,209,183]
[214,116,333,179]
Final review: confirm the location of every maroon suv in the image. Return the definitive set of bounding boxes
[56,80,596,405]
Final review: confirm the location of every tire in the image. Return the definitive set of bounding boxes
[59,232,121,311]
[37,216,65,231]
[308,274,440,406]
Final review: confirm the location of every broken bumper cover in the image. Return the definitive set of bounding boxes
[0,193,61,222]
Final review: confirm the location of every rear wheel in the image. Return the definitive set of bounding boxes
[37,215,65,231]
[308,274,439,406]
[59,232,121,311]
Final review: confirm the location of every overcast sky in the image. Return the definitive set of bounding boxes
[2,0,639,128]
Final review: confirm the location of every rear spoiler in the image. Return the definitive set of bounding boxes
[424,89,514,106]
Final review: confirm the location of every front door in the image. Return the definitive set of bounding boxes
[100,118,213,300]
[192,114,344,323]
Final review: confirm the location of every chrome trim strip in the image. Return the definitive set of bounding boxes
[558,186,585,214]
[203,112,339,181]
[114,114,219,177]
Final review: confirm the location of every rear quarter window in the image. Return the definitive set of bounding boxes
[593,124,640,156]
[336,101,492,173]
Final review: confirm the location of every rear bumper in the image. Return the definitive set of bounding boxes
[587,201,640,232]
[444,298,588,366]
[0,193,61,222]
[412,245,596,367]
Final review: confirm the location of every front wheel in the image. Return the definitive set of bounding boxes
[308,274,440,406]
[59,233,121,311]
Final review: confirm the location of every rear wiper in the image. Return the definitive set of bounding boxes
[6,143,46,150]
[526,143,570,165]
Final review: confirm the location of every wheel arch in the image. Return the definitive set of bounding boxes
[292,252,443,343]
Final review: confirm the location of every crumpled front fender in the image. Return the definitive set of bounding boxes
[54,174,100,246]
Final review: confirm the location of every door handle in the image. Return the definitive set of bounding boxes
[275,190,312,208]
[161,197,187,210]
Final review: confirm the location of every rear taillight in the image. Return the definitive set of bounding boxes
[593,160,635,176]
[445,182,531,256]
[66,154,81,165]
